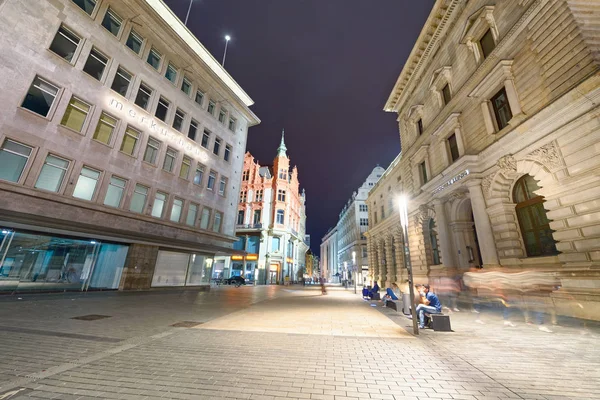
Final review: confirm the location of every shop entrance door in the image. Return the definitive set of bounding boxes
[269,270,277,284]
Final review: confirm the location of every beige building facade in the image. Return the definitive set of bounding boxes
[366,0,600,320]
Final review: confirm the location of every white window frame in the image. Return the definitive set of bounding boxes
[0,139,33,184]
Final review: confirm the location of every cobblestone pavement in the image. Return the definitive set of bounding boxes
[0,286,599,400]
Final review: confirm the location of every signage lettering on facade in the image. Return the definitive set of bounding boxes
[433,169,470,194]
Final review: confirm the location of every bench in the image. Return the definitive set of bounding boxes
[384,300,398,311]
[429,314,452,331]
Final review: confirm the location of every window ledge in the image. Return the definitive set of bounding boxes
[17,106,53,122]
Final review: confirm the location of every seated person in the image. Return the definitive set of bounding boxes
[416,284,442,328]
[369,281,380,299]
[362,285,371,299]
[382,282,400,307]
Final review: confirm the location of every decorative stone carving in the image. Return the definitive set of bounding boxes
[445,191,467,203]
[497,155,517,173]
[527,141,563,171]
[481,173,495,199]
[414,204,434,227]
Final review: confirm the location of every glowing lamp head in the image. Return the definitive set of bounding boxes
[398,195,409,228]
[225,35,231,41]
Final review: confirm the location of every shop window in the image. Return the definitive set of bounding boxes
[134,83,153,110]
[0,139,32,183]
[146,48,162,70]
[201,129,210,148]
[513,175,558,257]
[104,176,126,208]
[213,211,222,233]
[200,207,211,230]
[186,203,198,226]
[151,192,167,218]
[73,166,101,201]
[173,109,185,132]
[35,154,69,193]
[170,198,183,222]
[101,7,122,37]
[21,76,59,117]
[193,165,204,185]
[276,209,284,224]
[165,63,178,84]
[213,137,221,156]
[83,48,108,81]
[180,156,191,180]
[155,97,170,122]
[111,66,132,97]
[49,25,80,63]
[126,29,143,54]
[162,147,177,173]
[120,126,140,156]
[207,170,217,190]
[129,184,148,213]
[72,0,96,15]
[224,144,232,162]
[188,120,198,141]
[143,137,160,165]
[181,77,192,96]
[60,96,91,132]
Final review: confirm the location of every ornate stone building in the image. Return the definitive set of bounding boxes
[366,0,600,319]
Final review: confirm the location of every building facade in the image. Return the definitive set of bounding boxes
[320,226,338,282]
[0,0,259,292]
[219,133,308,284]
[366,0,600,320]
[321,166,384,283]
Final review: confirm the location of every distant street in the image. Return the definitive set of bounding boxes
[0,286,599,400]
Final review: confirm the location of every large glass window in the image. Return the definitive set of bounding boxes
[120,127,140,155]
[163,147,177,173]
[72,0,96,15]
[73,166,100,201]
[146,48,162,70]
[101,8,122,36]
[200,207,211,230]
[0,140,32,183]
[111,67,132,97]
[170,198,183,222]
[83,48,108,80]
[35,154,69,193]
[276,209,284,224]
[513,175,558,257]
[22,77,59,117]
[155,97,170,122]
[207,171,216,190]
[212,211,222,233]
[60,96,90,132]
[491,87,512,130]
[151,192,167,218]
[49,25,80,62]
[247,236,259,254]
[173,109,185,132]
[143,137,160,164]
[165,63,178,84]
[135,83,153,110]
[186,203,198,226]
[180,156,191,180]
[93,112,117,145]
[104,176,126,208]
[129,184,148,213]
[480,29,495,59]
[126,30,143,54]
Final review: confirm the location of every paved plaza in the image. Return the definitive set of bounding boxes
[0,286,599,400]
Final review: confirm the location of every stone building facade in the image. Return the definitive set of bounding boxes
[366,0,600,319]
[320,226,338,282]
[0,0,259,292]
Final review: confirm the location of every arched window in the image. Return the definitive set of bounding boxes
[429,219,440,265]
[513,174,558,257]
[276,209,284,224]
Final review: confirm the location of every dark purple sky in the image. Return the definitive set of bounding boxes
[164,0,434,254]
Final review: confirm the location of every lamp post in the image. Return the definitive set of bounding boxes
[352,251,357,294]
[343,261,347,289]
[399,195,419,335]
[184,0,195,26]
[222,35,231,67]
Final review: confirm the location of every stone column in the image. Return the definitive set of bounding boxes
[367,237,375,283]
[377,240,386,286]
[466,180,500,267]
[393,230,406,284]
[385,235,394,288]
[433,199,456,270]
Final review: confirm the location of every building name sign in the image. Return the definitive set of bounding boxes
[108,98,207,159]
[432,169,470,194]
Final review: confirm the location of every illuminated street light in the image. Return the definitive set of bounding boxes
[398,195,419,335]
[222,35,231,67]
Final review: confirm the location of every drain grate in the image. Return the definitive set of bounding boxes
[170,321,204,328]
[71,314,112,321]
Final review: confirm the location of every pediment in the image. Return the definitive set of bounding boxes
[460,6,496,44]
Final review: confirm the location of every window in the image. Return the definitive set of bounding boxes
[207,170,217,190]
[253,210,261,225]
[242,170,250,181]
[442,83,452,105]
[170,198,183,222]
[130,184,148,213]
[193,165,204,185]
[491,87,512,130]
[448,133,460,163]
[213,137,221,156]
[514,175,558,257]
[104,176,126,207]
[126,30,143,54]
[276,210,284,224]
[419,161,428,185]
[73,166,100,201]
[272,237,281,251]
[162,147,177,173]
[143,137,160,164]
[180,156,191,179]
[255,189,263,201]
[381,205,385,220]
[35,154,69,193]
[135,83,153,110]
[188,120,198,141]
[212,211,222,233]
[72,0,96,15]
[218,177,227,196]
[277,189,286,202]
[21,76,59,117]
[101,8,122,36]
[480,28,495,59]
[218,109,226,123]
[373,211,378,224]
[429,219,440,265]
[224,144,232,162]
[359,218,369,226]
[417,118,424,136]
[228,118,236,132]
[181,77,191,96]
[83,48,108,81]
[49,25,80,62]
[186,203,198,226]
[278,169,287,180]
[93,112,117,144]
[200,207,211,230]
[195,91,204,107]
[207,100,215,115]
[359,204,368,212]
[237,210,245,225]
[111,67,132,96]
[151,192,167,218]
[0,140,32,183]
[155,97,170,122]
[146,48,162,70]
[165,63,177,84]
[173,109,185,131]
[60,96,90,132]
[120,126,140,155]
[201,130,210,148]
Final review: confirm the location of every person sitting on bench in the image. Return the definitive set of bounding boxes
[416,284,442,329]
[382,282,400,307]
[369,281,380,299]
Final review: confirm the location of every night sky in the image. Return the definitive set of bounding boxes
[164,0,435,255]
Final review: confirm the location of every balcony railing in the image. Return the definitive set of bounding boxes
[236,223,262,229]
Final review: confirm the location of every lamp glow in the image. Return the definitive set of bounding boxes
[398,195,409,228]
[225,35,231,41]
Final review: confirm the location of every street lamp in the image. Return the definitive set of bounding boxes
[399,195,419,335]
[184,0,196,26]
[352,251,357,294]
[222,35,231,67]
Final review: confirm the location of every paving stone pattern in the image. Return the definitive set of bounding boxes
[0,286,598,400]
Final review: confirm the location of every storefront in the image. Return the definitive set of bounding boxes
[151,250,214,287]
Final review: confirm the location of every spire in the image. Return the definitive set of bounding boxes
[277,129,287,157]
